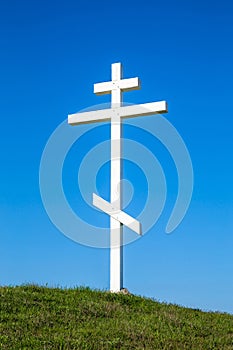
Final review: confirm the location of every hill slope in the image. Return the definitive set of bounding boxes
[0,285,233,349]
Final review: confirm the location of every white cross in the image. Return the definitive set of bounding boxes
[68,63,168,292]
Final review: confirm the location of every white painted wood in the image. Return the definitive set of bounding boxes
[119,77,140,92]
[68,109,111,125]
[93,194,141,235]
[119,101,168,118]
[94,78,140,95]
[68,62,168,293]
[110,63,123,292]
[68,101,167,125]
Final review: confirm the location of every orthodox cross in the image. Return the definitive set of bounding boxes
[68,63,167,292]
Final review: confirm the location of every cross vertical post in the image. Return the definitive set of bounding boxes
[110,63,123,292]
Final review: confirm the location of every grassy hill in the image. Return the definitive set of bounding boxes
[0,285,233,349]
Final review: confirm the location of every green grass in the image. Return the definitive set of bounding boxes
[0,285,233,349]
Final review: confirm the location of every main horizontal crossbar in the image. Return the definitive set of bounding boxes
[68,101,168,125]
[93,193,141,235]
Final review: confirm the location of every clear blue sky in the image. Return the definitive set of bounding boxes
[0,0,233,313]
